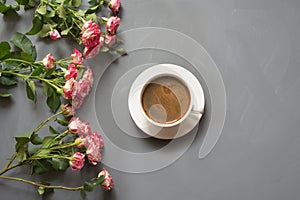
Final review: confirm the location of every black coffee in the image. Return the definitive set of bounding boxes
[141,76,190,124]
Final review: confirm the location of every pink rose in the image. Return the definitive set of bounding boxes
[75,136,86,148]
[69,152,85,171]
[83,36,104,59]
[106,16,120,35]
[68,117,82,134]
[42,53,55,70]
[109,0,121,13]
[63,78,77,99]
[87,148,101,165]
[105,35,117,47]
[65,64,78,80]
[83,44,101,59]
[81,20,101,49]
[76,68,93,98]
[98,168,114,191]
[61,103,75,117]
[85,132,104,165]
[80,121,91,136]
[72,94,84,110]
[49,29,61,40]
[71,48,83,65]
[68,117,91,136]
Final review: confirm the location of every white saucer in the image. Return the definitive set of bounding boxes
[128,64,205,139]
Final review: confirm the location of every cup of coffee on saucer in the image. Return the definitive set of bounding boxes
[140,74,199,128]
[128,64,205,139]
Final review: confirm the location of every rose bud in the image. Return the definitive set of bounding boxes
[98,168,114,191]
[42,53,55,70]
[106,16,120,35]
[69,152,85,171]
[49,29,61,40]
[109,0,121,13]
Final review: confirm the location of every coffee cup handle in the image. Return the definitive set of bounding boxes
[190,105,203,115]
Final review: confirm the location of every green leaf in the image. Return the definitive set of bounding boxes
[28,146,39,156]
[86,13,97,21]
[83,182,94,192]
[70,0,81,7]
[49,158,69,171]
[25,0,35,9]
[25,79,37,103]
[31,160,51,174]
[41,82,48,96]
[56,117,68,126]
[38,187,45,195]
[38,24,52,38]
[15,131,33,149]
[11,32,37,61]
[15,131,34,140]
[42,136,55,148]
[56,5,66,18]
[16,146,27,162]
[0,2,11,13]
[46,86,61,112]
[100,46,109,53]
[88,0,97,6]
[0,76,17,86]
[45,10,55,18]
[44,67,56,77]
[0,93,12,97]
[86,5,99,14]
[37,184,54,195]
[31,134,42,145]
[27,16,43,35]
[49,126,59,134]
[80,189,87,199]
[95,175,104,185]
[117,47,127,55]
[61,27,72,36]
[30,66,44,76]
[15,0,28,5]
[0,41,10,59]
[20,52,34,62]
[76,9,85,17]
[37,5,47,15]
[35,149,51,157]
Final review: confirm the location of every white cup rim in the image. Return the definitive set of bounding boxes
[139,72,193,128]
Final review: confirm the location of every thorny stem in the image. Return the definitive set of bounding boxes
[0,175,83,191]
[0,162,25,176]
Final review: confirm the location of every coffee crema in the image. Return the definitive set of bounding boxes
[141,76,191,124]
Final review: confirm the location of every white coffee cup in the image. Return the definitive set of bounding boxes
[138,72,201,128]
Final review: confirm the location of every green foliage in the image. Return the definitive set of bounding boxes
[14,131,34,162]
[0,76,17,86]
[56,117,69,126]
[0,93,12,97]
[46,85,61,112]
[83,181,95,192]
[11,32,37,61]
[0,41,10,59]
[26,16,43,35]
[25,79,37,103]
[37,182,54,195]
[48,158,69,171]
[0,0,35,14]
[49,126,60,134]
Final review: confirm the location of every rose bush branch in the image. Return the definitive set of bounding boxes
[0,32,92,112]
[0,0,124,59]
[0,105,114,197]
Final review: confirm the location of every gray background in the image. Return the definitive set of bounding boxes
[1,0,300,199]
